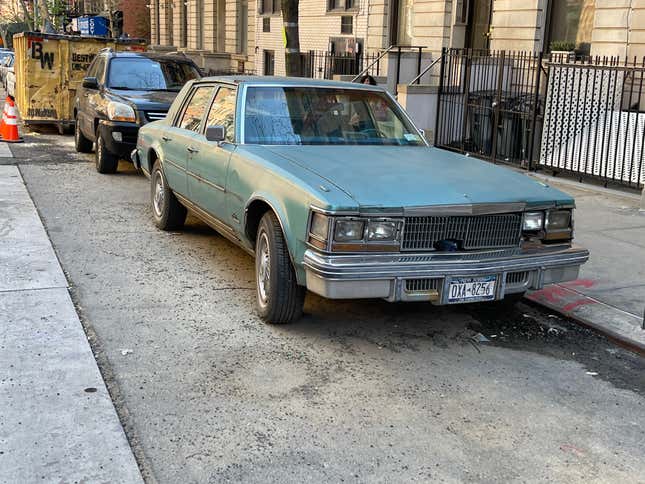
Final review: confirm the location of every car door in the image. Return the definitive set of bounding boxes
[162,84,217,197]
[79,56,106,141]
[187,85,237,225]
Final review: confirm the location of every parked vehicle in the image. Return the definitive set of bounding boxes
[74,50,200,173]
[0,52,14,89]
[5,62,15,97]
[132,77,589,324]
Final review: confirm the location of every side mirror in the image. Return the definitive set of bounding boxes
[82,76,99,89]
[205,125,226,143]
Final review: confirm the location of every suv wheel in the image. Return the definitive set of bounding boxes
[255,212,305,324]
[95,130,119,174]
[74,118,93,153]
[151,161,187,230]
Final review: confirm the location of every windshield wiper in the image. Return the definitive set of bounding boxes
[109,86,136,90]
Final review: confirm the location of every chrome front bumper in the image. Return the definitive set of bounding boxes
[303,244,589,304]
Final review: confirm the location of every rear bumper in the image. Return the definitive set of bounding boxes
[98,120,139,159]
[303,243,589,303]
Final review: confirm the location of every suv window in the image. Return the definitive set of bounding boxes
[107,57,200,91]
[177,86,215,132]
[205,87,236,143]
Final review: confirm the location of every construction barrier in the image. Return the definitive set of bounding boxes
[12,32,146,134]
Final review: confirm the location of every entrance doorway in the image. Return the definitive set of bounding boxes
[465,0,493,50]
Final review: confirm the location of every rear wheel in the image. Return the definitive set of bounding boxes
[151,161,187,230]
[255,212,305,324]
[74,118,93,153]
[95,130,119,174]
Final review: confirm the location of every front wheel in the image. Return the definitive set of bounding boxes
[95,130,119,174]
[255,212,305,324]
[150,161,187,230]
[74,118,93,153]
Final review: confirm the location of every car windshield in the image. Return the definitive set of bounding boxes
[243,86,424,146]
[107,58,200,91]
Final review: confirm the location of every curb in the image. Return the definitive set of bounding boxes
[526,284,645,357]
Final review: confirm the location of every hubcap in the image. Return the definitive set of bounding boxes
[257,232,270,305]
[153,172,165,217]
[96,135,102,161]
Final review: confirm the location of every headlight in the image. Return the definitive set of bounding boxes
[523,211,544,231]
[545,210,571,230]
[367,220,398,241]
[309,213,329,240]
[334,219,365,241]
[107,101,136,122]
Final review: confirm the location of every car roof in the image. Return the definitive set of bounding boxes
[197,75,385,91]
[104,51,196,64]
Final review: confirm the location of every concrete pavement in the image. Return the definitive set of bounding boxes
[0,164,142,483]
[527,174,645,354]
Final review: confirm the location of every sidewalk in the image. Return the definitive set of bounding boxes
[0,164,142,483]
[526,173,645,354]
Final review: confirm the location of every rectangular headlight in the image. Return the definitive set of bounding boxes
[367,220,398,241]
[545,210,572,230]
[523,211,544,231]
[310,213,329,240]
[334,219,365,242]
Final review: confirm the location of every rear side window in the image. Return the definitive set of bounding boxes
[177,86,215,132]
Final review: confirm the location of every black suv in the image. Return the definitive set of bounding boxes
[74,50,200,173]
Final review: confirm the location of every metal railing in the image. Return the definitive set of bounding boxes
[540,54,645,189]
[301,50,382,80]
[435,48,544,169]
[351,45,396,82]
[408,55,442,86]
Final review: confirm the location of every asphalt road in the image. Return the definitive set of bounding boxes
[15,132,645,483]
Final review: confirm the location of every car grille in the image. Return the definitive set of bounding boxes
[506,271,530,285]
[402,213,522,251]
[405,278,442,292]
[144,111,167,122]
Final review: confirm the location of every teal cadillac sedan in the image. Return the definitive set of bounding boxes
[132,77,588,324]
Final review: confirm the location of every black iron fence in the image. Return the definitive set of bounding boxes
[434,48,645,189]
[540,55,645,189]
[301,50,382,80]
[435,48,544,168]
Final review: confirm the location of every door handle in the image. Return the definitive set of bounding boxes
[162,136,172,142]
[187,146,200,153]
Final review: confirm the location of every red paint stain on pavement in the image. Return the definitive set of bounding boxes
[531,284,572,303]
[562,298,598,312]
[563,279,596,289]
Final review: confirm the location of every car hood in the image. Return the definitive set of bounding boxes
[108,89,178,111]
[263,145,574,208]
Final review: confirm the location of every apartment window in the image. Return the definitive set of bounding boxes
[181,0,187,47]
[328,0,357,11]
[547,0,595,54]
[260,0,280,15]
[263,17,270,32]
[264,50,275,75]
[341,16,353,35]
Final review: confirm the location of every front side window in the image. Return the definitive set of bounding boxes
[205,87,237,142]
[108,58,200,91]
[177,86,215,132]
[243,86,424,146]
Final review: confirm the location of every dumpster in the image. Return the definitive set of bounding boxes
[13,32,147,133]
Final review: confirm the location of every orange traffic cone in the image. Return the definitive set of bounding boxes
[1,97,23,143]
[0,98,9,140]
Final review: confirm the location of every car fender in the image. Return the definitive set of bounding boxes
[244,193,302,275]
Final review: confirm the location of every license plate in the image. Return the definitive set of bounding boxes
[447,275,497,303]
